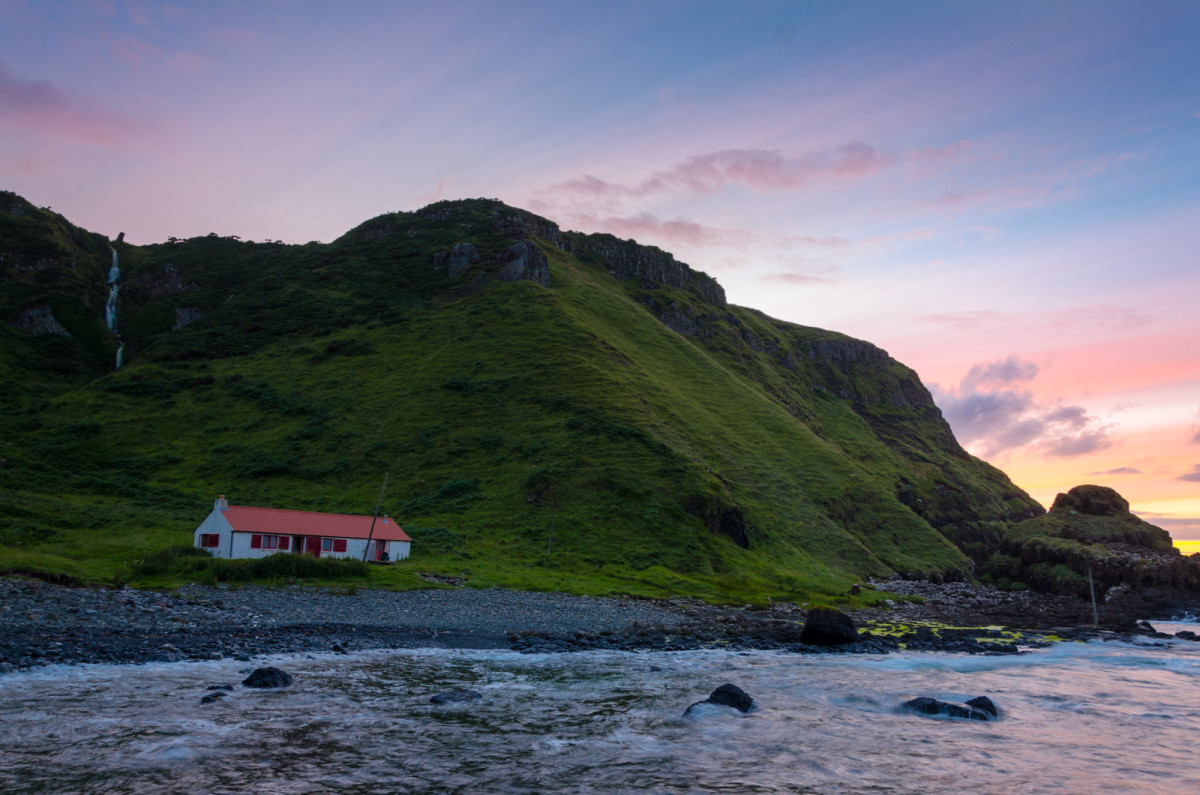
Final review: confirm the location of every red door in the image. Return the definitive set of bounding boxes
[306,536,322,557]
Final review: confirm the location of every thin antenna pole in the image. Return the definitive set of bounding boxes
[1087,562,1099,628]
[362,474,389,562]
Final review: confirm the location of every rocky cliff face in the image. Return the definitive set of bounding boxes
[502,209,726,306]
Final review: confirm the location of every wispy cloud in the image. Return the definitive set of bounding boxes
[553,210,756,249]
[1090,467,1142,475]
[930,355,1114,459]
[0,59,136,146]
[542,143,898,208]
[1178,464,1200,484]
[917,310,1017,331]
[760,272,838,286]
[109,34,211,73]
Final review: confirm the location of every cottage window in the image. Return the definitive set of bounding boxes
[199,533,219,548]
[322,538,332,552]
[263,535,278,550]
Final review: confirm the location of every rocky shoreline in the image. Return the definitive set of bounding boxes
[2,575,1197,673]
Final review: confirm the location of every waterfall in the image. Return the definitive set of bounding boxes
[106,246,125,369]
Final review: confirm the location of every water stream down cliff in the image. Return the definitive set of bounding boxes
[106,246,124,369]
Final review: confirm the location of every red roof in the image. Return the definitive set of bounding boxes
[221,505,411,542]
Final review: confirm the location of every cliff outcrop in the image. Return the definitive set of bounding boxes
[986,486,1200,610]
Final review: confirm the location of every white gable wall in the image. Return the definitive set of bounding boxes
[193,508,235,559]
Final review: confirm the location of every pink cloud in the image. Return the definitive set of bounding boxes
[917,310,1017,331]
[543,143,898,205]
[170,52,212,75]
[562,211,755,248]
[921,184,1053,215]
[110,34,163,64]
[906,139,973,164]
[0,60,137,146]
[760,272,838,286]
[861,226,938,246]
[210,27,263,51]
[784,233,850,249]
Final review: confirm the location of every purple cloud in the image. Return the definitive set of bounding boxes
[961,354,1039,391]
[1178,465,1200,484]
[1090,467,1142,475]
[930,355,1113,459]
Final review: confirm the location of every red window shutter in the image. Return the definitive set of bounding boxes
[279,536,290,550]
[251,534,262,549]
[333,539,347,552]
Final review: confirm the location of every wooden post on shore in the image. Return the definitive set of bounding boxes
[1087,562,1099,628]
[362,474,388,563]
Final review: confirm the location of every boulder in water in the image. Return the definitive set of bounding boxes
[430,688,482,705]
[965,696,999,718]
[902,696,996,721]
[685,683,754,716]
[242,667,293,688]
[800,607,859,646]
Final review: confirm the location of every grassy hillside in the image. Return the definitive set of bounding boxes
[0,195,1042,604]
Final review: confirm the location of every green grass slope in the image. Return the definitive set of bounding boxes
[0,195,1042,603]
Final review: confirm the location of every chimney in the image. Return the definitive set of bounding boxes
[216,494,228,510]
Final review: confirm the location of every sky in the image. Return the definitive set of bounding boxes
[2,0,1198,547]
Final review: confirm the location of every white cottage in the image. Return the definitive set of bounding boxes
[193,495,411,562]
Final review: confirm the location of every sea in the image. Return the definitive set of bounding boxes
[2,620,1199,794]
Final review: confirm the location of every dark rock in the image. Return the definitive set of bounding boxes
[497,242,550,286]
[1175,630,1198,641]
[332,642,348,654]
[965,696,999,718]
[800,607,859,646]
[200,692,226,704]
[685,683,754,715]
[903,696,993,721]
[242,667,292,688]
[430,688,482,705]
[206,684,234,691]
[446,242,479,278]
[707,683,754,712]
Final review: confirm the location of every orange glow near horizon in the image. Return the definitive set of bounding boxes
[1175,541,1200,556]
